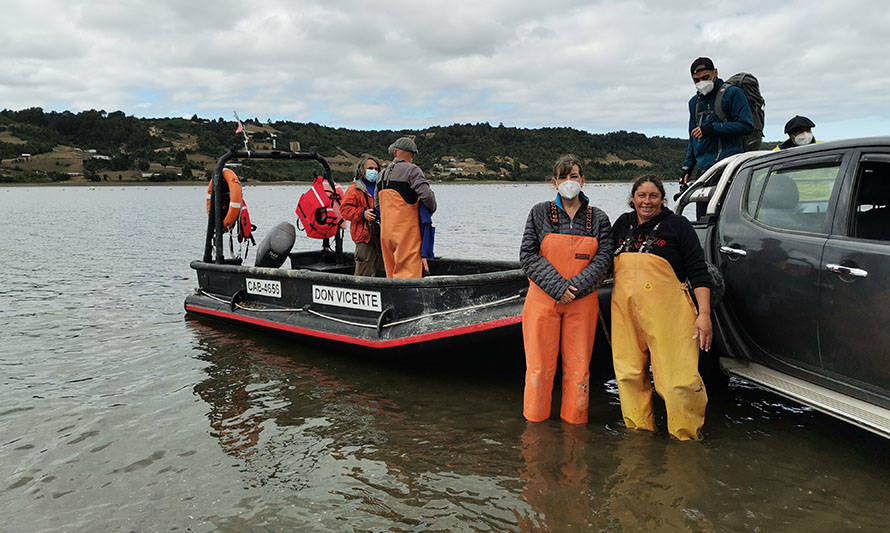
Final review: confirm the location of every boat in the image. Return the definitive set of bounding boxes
[184,147,528,351]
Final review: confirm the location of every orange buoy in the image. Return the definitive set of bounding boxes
[206,168,243,232]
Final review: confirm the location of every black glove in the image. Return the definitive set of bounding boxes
[679,166,691,181]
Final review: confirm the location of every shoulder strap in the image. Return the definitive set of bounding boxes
[614,220,662,256]
[380,162,395,188]
[549,202,592,232]
[614,222,637,256]
[362,186,372,209]
[693,94,703,123]
[638,221,662,253]
[714,83,730,122]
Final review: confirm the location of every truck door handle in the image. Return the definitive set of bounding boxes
[826,264,868,278]
[719,245,747,257]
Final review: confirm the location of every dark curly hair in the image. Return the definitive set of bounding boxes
[627,174,666,208]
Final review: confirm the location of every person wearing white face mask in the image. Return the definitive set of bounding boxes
[774,115,818,150]
[519,155,614,424]
[680,57,754,188]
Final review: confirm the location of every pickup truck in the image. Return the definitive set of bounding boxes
[675,137,890,439]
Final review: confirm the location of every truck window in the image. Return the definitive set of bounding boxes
[852,160,890,241]
[744,163,842,233]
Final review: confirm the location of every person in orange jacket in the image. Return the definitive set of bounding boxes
[341,156,384,276]
[519,154,613,424]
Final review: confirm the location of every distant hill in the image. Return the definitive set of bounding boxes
[0,108,688,184]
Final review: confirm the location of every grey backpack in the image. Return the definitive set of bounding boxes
[715,72,765,151]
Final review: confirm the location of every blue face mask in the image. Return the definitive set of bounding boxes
[365,169,378,182]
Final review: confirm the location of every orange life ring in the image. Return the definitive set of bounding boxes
[206,168,243,232]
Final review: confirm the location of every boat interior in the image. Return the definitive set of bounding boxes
[287,250,521,276]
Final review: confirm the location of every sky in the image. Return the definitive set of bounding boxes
[2,0,889,142]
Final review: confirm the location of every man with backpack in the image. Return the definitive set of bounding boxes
[680,57,756,188]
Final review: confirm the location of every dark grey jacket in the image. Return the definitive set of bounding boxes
[374,159,436,213]
[520,196,614,300]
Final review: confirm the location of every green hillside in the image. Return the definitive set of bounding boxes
[0,108,688,184]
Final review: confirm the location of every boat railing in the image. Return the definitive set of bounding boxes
[203,147,343,264]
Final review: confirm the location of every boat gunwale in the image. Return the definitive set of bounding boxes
[190,259,527,288]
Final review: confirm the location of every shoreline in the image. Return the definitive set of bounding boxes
[1,178,632,187]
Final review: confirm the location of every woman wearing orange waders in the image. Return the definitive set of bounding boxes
[610,175,713,440]
[520,155,613,424]
[375,136,436,278]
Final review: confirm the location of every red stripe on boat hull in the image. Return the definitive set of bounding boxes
[185,304,521,348]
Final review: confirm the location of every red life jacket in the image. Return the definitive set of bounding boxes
[296,176,343,239]
[237,200,256,244]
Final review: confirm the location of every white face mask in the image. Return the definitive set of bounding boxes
[695,79,714,95]
[793,132,813,146]
[557,180,582,200]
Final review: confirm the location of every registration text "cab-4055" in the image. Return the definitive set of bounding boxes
[246,278,282,298]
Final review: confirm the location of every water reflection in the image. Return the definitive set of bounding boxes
[5,184,890,530]
[186,318,529,529]
[603,433,710,530]
[190,320,405,461]
[185,315,890,530]
[516,422,599,530]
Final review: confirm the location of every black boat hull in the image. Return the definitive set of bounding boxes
[184,252,528,350]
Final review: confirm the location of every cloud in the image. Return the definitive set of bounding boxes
[1,0,889,141]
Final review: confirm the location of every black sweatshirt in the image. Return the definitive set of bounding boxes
[612,207,713,290]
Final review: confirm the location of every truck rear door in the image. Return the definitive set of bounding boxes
[819,151,890,401]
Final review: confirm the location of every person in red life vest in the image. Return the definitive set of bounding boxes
[519,155,614,424]
[375,136,436,278]
[341,156,385,276]
[610,175,713,440]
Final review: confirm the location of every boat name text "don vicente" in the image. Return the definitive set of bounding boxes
[312,285,382,312]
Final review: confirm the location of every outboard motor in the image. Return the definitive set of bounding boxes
[255,221,296,268]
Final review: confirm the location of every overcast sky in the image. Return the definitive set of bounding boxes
[3,0,888,142]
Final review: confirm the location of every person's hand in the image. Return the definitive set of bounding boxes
[422,258,430,273]
[693,313,713,351]
[680,173,690,185]
[691,124,714,139]
[363,209,377,222]
[558,286,578,304]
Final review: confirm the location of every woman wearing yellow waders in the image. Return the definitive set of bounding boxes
[520,155,613,424]
[611,175,713,440]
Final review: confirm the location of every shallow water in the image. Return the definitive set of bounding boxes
[1,183,887,532]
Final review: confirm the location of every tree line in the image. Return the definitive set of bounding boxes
[0,108,688,183]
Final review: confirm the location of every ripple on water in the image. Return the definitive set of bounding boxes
[1,184,889,531]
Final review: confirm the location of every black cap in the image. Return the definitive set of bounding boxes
[784,115,816,134]
[690,57,715,75]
